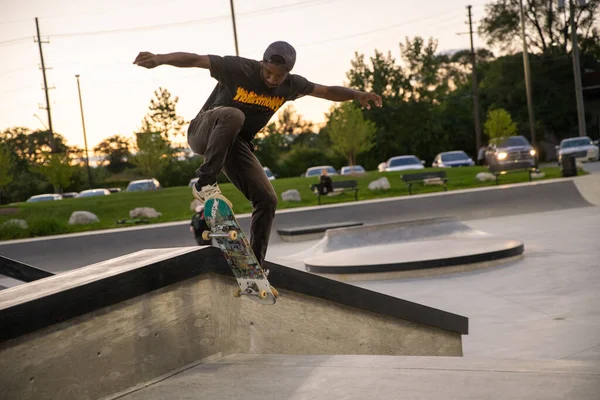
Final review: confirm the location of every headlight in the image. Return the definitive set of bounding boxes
[530,149,536,156]
[497,152,507,160]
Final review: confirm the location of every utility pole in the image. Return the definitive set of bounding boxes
[518,0,537,146]
[229,0,240,56]
[75,74,93,190]
[34,17,55,153]
[568,0,587,136]
[467,5,482,155]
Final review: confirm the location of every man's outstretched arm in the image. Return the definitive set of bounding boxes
[308,83,383,109]
[133,52,210,69]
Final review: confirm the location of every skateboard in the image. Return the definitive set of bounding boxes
[202,198,278,305]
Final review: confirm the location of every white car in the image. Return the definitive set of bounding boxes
[432,151,475,168]
[556,136,599,164]
[263,167,276,180]
[340,165,366,175]
[26,194,62,202]
[76,189,111,198]
[126,178,161,192]
[383,155,425,172]
[304,165,338,178]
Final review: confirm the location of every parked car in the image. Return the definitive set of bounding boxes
[26,194,62,203]
[263,167,276,180]
[304,165,338,178]
[383,155,425,172]
[555,136,599,165]
[340,165,366,175]
[76,189,111,198]
[107,188,122,193]
[485,136,537,171]
[432,151,475,168]
[60,192,79,199]
[126,178,161,192]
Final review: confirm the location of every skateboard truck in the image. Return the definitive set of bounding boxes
[234,287,270,299]
[202,229,238,241]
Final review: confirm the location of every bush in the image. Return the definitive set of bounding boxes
[28,216,71,237]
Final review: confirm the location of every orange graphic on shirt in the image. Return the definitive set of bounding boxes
[232,87,284,112]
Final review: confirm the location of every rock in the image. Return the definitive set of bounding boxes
[1,219,28,229]
[531,171,545,179]
[129,207,162,219]
[69,211,99,225]
[282,189,301,202]
[368,177,391,191]
[476,172,496,182]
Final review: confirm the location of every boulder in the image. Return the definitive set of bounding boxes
[282,189,301,202]
[129,207,162,219]
[68,211,99,225]
[1,219,28,229]
[368,177,391,191]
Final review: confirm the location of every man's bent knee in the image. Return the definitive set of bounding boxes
[255,191,278,211]
[217,107,245,129]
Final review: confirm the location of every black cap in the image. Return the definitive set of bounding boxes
[263,41,296,70]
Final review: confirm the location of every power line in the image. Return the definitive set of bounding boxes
[0,36,31,46]
[46,0,332,38]
[297,9,466,48]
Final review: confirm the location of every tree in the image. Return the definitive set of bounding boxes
[132,130,171,178]
[399,36,452,102]
[325,102,376,166]
[141,87,187,143]
[344,37,465,166]
[94,135,132,173]
[0,127,69,168]
[478,0,600,55]
[0,144,14,205]
[254,105,314,172]
[33,152,75,193]
[484,108,518,139]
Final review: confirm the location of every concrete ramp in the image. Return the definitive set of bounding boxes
[285,217,489,260]
[0,246,467,400]
[574,174,600,206]
[275,217,523,280]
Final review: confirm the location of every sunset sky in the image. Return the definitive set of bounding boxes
[1,0,487,151]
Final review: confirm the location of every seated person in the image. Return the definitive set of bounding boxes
[318,168,333,195]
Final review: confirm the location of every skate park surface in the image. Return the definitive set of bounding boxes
[1,165,600,399]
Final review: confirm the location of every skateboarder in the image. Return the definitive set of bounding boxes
[133,41,382,267]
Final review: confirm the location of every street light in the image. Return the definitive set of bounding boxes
[72,63,93,189]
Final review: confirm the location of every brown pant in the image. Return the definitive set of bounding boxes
[187,107,278,266]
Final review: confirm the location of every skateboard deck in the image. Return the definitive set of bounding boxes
[203,198,277,305]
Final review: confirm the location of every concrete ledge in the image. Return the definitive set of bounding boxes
[276,221,363,242]
[0,247,466,400]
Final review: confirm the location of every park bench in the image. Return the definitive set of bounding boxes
[401,171,448,195]
[310,179,359,205]
[488,163,538,185]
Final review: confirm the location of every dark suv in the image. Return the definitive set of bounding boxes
[485,136,537,172]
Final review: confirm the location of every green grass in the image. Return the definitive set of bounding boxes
[0,165,570,240]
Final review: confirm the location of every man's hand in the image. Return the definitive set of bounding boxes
[133,52,161,69]
[355,91,383,109]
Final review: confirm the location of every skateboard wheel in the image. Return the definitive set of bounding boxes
[228,230,238,240]
[202,230,211,241]
[234,288,242,298]
[259,290,268,299]
[271,286,279,298]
